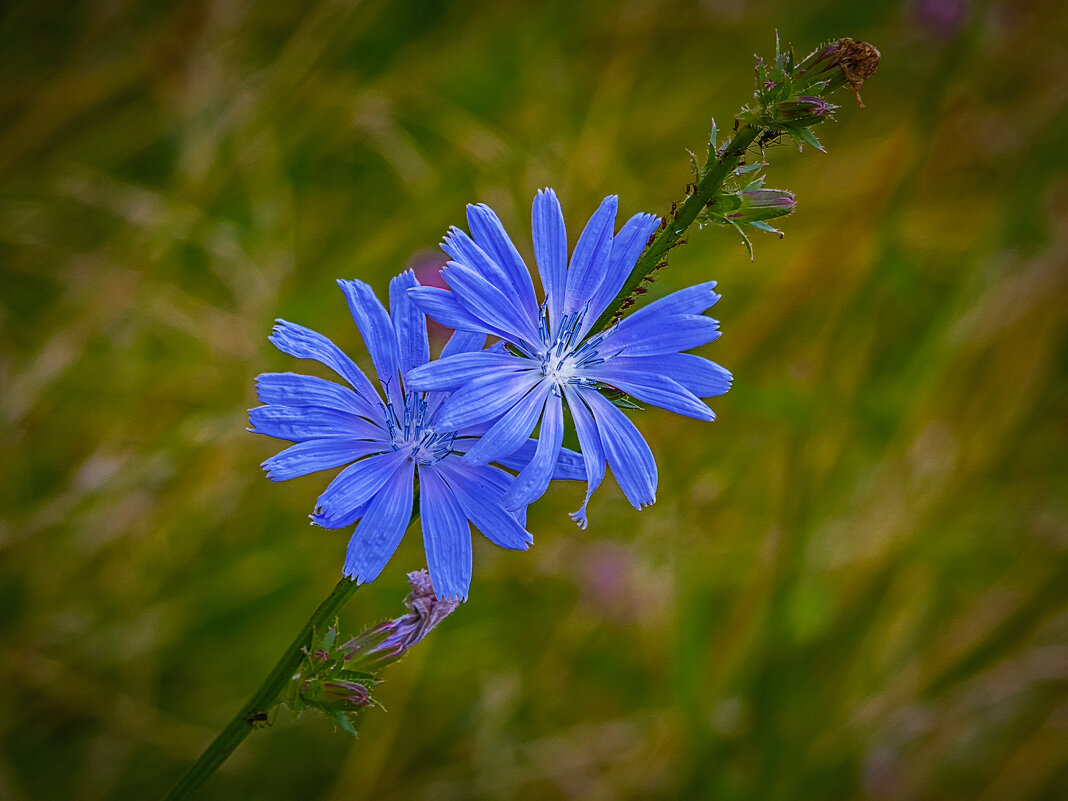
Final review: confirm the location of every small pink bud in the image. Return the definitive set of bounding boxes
[727,189,797,224]
[321,680,371,708]
[774,96,833,126]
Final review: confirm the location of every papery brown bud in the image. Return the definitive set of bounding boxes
[794,38,881,106]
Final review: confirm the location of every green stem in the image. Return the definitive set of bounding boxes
[589,123,762,335]
[162,576,361,801]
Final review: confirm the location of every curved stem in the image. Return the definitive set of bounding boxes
[590,123,761,334]
[162,576,361,801]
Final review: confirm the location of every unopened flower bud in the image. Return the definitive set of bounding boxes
[320,680,372,708]
[727,189,797,224]
[774,96,834,127]
[296,672,373,712]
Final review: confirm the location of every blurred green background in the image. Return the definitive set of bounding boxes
[3,0,1067,798]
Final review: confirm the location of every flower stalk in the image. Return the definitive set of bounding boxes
[589,36,879,335]
[587,122,761,335]
[161,550,462,800]
[161,575,363,801]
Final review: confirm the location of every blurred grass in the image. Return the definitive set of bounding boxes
[2,0,1067,798]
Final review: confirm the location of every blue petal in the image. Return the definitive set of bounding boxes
[406,351,529,391]
[261,438,389,481]
[418,466,472,601]
[443,226,538,336]
[583,362,715,420]
[562,385,606,528]
[602,353,732,398]
[269,320,380,407]
[442,226,512,286]
[441,329,487,358]
[439,462,533,551]
[248,405,382,443]
[388,272,430,377]
[407,286,496,335]
[311,497,370,530]
[337,280,401,393]
[462,380,551,465]
[606,314,721,357]
[532,188,567,335]
[434,368,542,429]
[618,281,720,326]
[255,372,380,421]
[563,195,617,320]
[468,464,530,529]
[585,213,661,336]
[424,330,491,417]
[503,392,563,509]
[343,459,416,584]
[443,263,541,350]
[466,203,539,323]
[314,449,409,528]
[495,440,586,480]
[582,389,657,509]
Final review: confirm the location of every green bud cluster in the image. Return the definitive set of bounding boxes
[282,622,380,736]
[737,37,880,152]
[278,570,459,736]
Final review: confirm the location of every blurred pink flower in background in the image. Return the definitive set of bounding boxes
[907,0,970,39]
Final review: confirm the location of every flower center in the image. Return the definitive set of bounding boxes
[540,348,578,385]
[535,300,613,394]
[384,392,455,466]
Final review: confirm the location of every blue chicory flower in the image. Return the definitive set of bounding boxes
[405,189,732,527]
[249,272,581,600]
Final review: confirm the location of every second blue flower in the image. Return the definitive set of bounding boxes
[406,189,732,527]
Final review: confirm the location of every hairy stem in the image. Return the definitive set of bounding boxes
[161,576,361,801]
[590,123,761,334]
